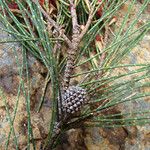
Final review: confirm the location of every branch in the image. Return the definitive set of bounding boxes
[44,122,62,150]
[63,3,95,88]
[70,0,79,38]
[44,116,68,149]
[31,0,72,47]
[63,0,80,88]
[78,7,94,41]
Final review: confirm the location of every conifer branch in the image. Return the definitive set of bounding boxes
[31,0,72,47]
[70,0,79,37]
[63,5,95,88]
[79,7,94,41]
[63,0,81,89]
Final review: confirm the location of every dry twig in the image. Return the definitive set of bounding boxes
[78,7,94,41]
[31,0,72,47]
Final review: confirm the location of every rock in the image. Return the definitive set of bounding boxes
[0,22,51,149]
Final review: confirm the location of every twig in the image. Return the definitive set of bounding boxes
[63,2,95,89]
[31,0,72,47]
[9,9,21,14]
[63,0,80,89]
[45,112,93,149]
[44,117,67,150]
[78,7,94,41]
[70,0,79,36]
[103,25,109,48]
[44,124,61,149]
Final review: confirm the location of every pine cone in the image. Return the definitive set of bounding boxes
[62,86,88,115]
